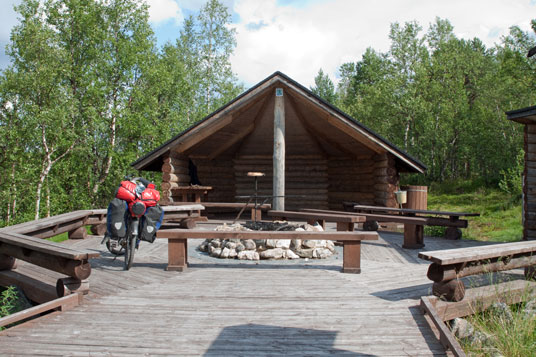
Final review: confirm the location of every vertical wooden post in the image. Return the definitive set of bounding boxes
[273,88,285,211]
[342,241,361,274]
[166,238,188,272]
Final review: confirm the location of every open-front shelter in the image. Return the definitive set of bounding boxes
[132,72,426,210]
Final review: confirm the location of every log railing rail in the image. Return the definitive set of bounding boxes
[0,204,204,329]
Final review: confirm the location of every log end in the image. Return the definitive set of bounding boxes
[90,224,107,236]
[179,218,197,230]
[444,227,462,240]
[56,277,89,297]
[432,279,465,302]
[69,226,88,240]
[0,254,17,270]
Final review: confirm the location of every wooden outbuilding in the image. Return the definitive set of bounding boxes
[507,105,536,240]
[132,72,426,210]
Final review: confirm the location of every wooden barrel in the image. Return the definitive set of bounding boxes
[402,185,427,210]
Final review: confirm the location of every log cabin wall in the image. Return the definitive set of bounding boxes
[195,158,235,202]
[525,124,536,240]
[327,156,375,210]
[234,155,329,210]
[234,156,272,201]
[160,152,190,204]
[373,153,400,208]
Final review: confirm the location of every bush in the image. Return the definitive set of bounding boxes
[0,286,19,319]
[498,150,524,200]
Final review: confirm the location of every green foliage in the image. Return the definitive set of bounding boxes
[0,286,22,320]
[0,0,243,226]
[310,68,337,104]
[337,17,532,184]
[459,296,536,355]
[498,149,524,198]
[428,182,522,242]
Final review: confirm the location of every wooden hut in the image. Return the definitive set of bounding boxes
[132,72,426,211]
[507,105,536,240]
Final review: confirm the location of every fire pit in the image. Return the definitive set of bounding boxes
[197,221,336,260]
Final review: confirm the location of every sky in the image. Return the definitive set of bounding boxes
[1,0,535,88]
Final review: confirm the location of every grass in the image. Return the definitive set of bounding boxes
[426,183,522,242]
[45,226,93,243]
[425,180,533,355]
[458,285,536,356]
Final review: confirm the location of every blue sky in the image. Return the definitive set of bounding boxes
[1,0,536,88]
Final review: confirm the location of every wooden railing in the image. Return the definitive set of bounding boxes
[0,204,203,329]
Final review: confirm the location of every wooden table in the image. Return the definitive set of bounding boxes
[172,186,212,219]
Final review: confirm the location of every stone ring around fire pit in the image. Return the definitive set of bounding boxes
[197,222,336,261]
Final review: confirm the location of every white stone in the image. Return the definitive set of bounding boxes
[210,239,221,248]
[296,248,314,258]
[243,239,256,250]
[198,241,208,252]
[291,239,302,249]
[312,223,324,232]
[316,240,327,248]
[266,239,277,248]
[220,247,230,258]
[210,248,222,258]
[451,318,474,339]
[303,240,317,248]
[225,241,237,249]
[229,249,238,258]
[260,248,284,259]
[235,243,245,252]
[326,240,335,252]
[284,249,300,259]
[275,239,291,249]
[295,227,305,231]
[312,248,332,259]
[238,250,260,260]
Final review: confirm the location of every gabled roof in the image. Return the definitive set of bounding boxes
[507,105,536,124]
[132,71,426,173]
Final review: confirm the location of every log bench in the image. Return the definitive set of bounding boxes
[419,240,536,301]
[301,208,474,249]
[268,210,366,232]
[0,231,100,297]
[0,210,96,240]
[348,203,479,240]
[88,204,205,234]
[156,229,378,274]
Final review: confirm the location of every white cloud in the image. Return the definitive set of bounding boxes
[146,0,184,24]
[231,0,536,87]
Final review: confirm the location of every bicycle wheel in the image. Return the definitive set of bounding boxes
[124,235,136,270]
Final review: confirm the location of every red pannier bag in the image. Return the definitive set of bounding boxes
[141,184,160,207]
[116,180,137,202]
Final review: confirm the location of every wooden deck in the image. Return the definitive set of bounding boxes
[0,219,513,356]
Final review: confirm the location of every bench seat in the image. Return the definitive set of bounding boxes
[0,232,99,280]
[157,229,378,274]
[419,240,536,301]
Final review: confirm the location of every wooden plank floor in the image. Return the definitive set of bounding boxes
[0,220,510,356]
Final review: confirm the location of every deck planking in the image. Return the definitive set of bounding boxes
[0,220,511,356]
